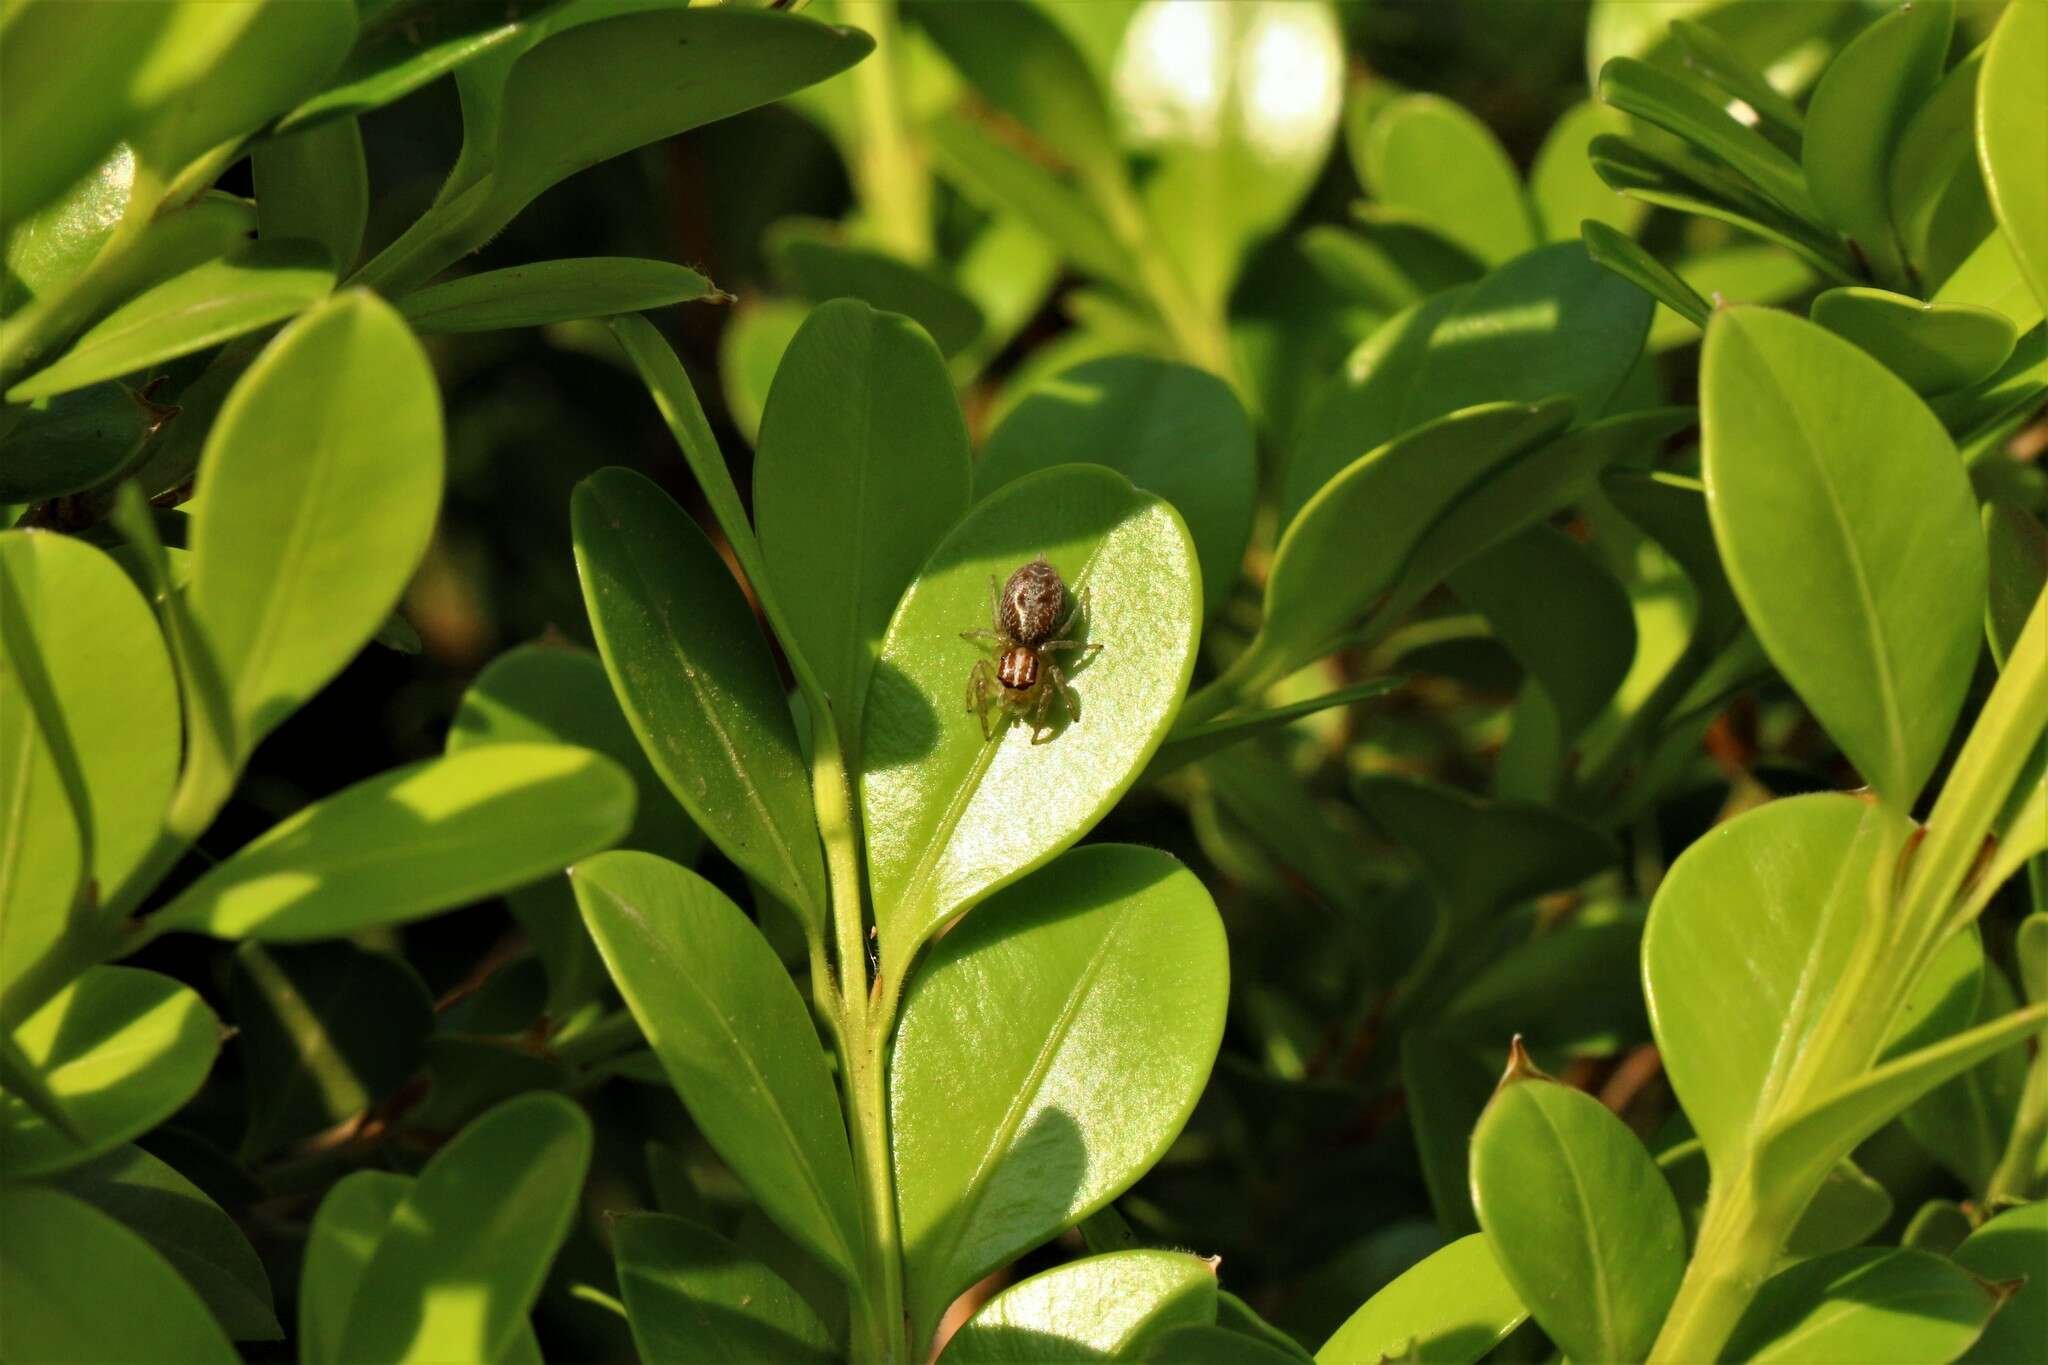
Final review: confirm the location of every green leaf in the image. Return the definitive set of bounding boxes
[1442,922,1646,1057]
[1670,18,1807,138]
[980,354,1256,616]
[1810,286,2017,396]
[1978,0,2048,315]
[360,9,872,294]
[1701,305,1986,805]
[1954,1200,2048,1363]
[861,466,1200,969]
[1757,1001,2048,1206]
[0,380,166,501]
[334,1093,592,1364]
[1531,101,1646,240]
[0,7,162,231]
[1148,679,1403,779]
[1143,1325,1311,1365]
[571,466,826,932]
[1887,45,1991,292]
[54,1144,279,1341]
[398,257,720,334]
[754,299,971,743]
[1723,1248,2000,1364]
[718,298,808,446]
[7,239,335,403]
[1250,402,1575,694]
[1583,220,1712,330]
[300,1170,413,1365]
[1901,1199,1973,1255]
[926,112,1133,285]
[1114,0,1344,311]
[448,642,705,873]
[148,743,635,942]
[1358,95,1534,268]
[186,289,442,778]
[1658,1148,1896,1262]
[3,144,132,316]
[277,0,563,133]
[911,0,1124,202]
[1449,525,1637,746]
[1470,1066,1685,1365]
[1,965,220,1179]
[1900,956,2028,1192]
[941,1250,1219,1363]
[0,1185,235,1363]
[252,114,368,275]
[614,1213,836,1365]
[1985,502,2048,669]
[0,530,178,987]
[569,851,863,1287]
[229,940,432,1160]
[1316,1233,1527,1365]
[1401,1030,1496,1233]
[768,223,985,359]
[1602,55,1819,223]
[1354,775,1615,924]
[892,846,1228,1342]
[1643,795,1914,1178]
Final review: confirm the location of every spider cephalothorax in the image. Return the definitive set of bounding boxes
[962,557,1101,744]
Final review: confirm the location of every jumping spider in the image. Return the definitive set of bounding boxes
[963,557,1101,745]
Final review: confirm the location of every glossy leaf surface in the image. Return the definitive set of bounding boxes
[0,1185,235,1363]
[1954,1200,2048,1363]
[54,1143,279,1341]
[0,529,177,988]
[754,299,971,741]
[186,289,443,771]
[1359,95,1533,267]
[892,846,1228,1340]
[941,1250,1219,1364]
[980,355,1255,617]
[570,851,862,1286]
[300,1170,412,1365]
[335,1094,592,1363]
[573,466,826,931]
[1643,794,1913,1176]
[149,743,635,942]
[1,966,219,1179]
[1810,287,2016,396]
[1979,0,2048,313]
[8,240,335,403]
[1723,1248,1998,1364]
[1315,1234,1526,1365]
[1701,306,1985,805]
[1470,1070,1684,1365]
[229,941,432,1160]
[615,1213,836,1365]
[862,466,1199,968]
[399,257,719,333]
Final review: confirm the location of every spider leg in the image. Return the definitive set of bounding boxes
[1028,676,1058,745]
[960,628,1004,643]
[987,574,1003,632]
[1051,585,1093,642]
[966,659,996,741]
[1047,659,1080,723]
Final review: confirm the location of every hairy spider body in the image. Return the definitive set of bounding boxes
[962,557,1101,744]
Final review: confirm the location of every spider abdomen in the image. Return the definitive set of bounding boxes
[1000,558,1065,645]
[998,645,1039,690]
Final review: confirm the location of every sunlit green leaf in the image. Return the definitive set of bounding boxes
[1723,1247,1999,1364]
[614,1213,836,1365]
[1316,1233,1526,1365]
[942,1250,1219,1363]
[1810,286,2016,396]
[1358,95,1534,268]
[1955,1200,2048,1363]
[1978,0,2048,315]
[300,1170,412,1365]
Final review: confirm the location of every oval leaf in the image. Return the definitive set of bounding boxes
[148,743,635,942]
[1471,1068,1685,1365]
[0,965,220,1180]
[1977,0,2048,315]
[398,257,721,334]
[892,845,1228,1340]
[1316,1234,1527,1365]
[7,240,336,402]
[300,1170,413,1365]
[615,1212,836,1365]
[980,354,1256,617]
[1360,95,1534,268]
[570,850,863,1287]
[573,465,827,932]
[334,1093,593,1364]
[862,467,1199,968]
[1702,305,1986,805]
[1724,1247,2000,1364]
[0,1185,235,1363]
[1955,1200,2048,1363]
[187,288,443,770]
[1810,286,2017,396]
[754,299,972,742]
[941,1250,1220,1364]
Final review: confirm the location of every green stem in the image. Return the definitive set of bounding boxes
[1647,1171,1786,1365]
[347,181,502,295]
[1089,169,1235,385]
[1986,1038,2048,1204]
[843,0,931,265]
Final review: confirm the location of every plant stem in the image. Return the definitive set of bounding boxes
[1986,1039,2048,1204]
[842,0,932,265]
[1089,169,1236,386]
[1647,1171,1785,1364]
